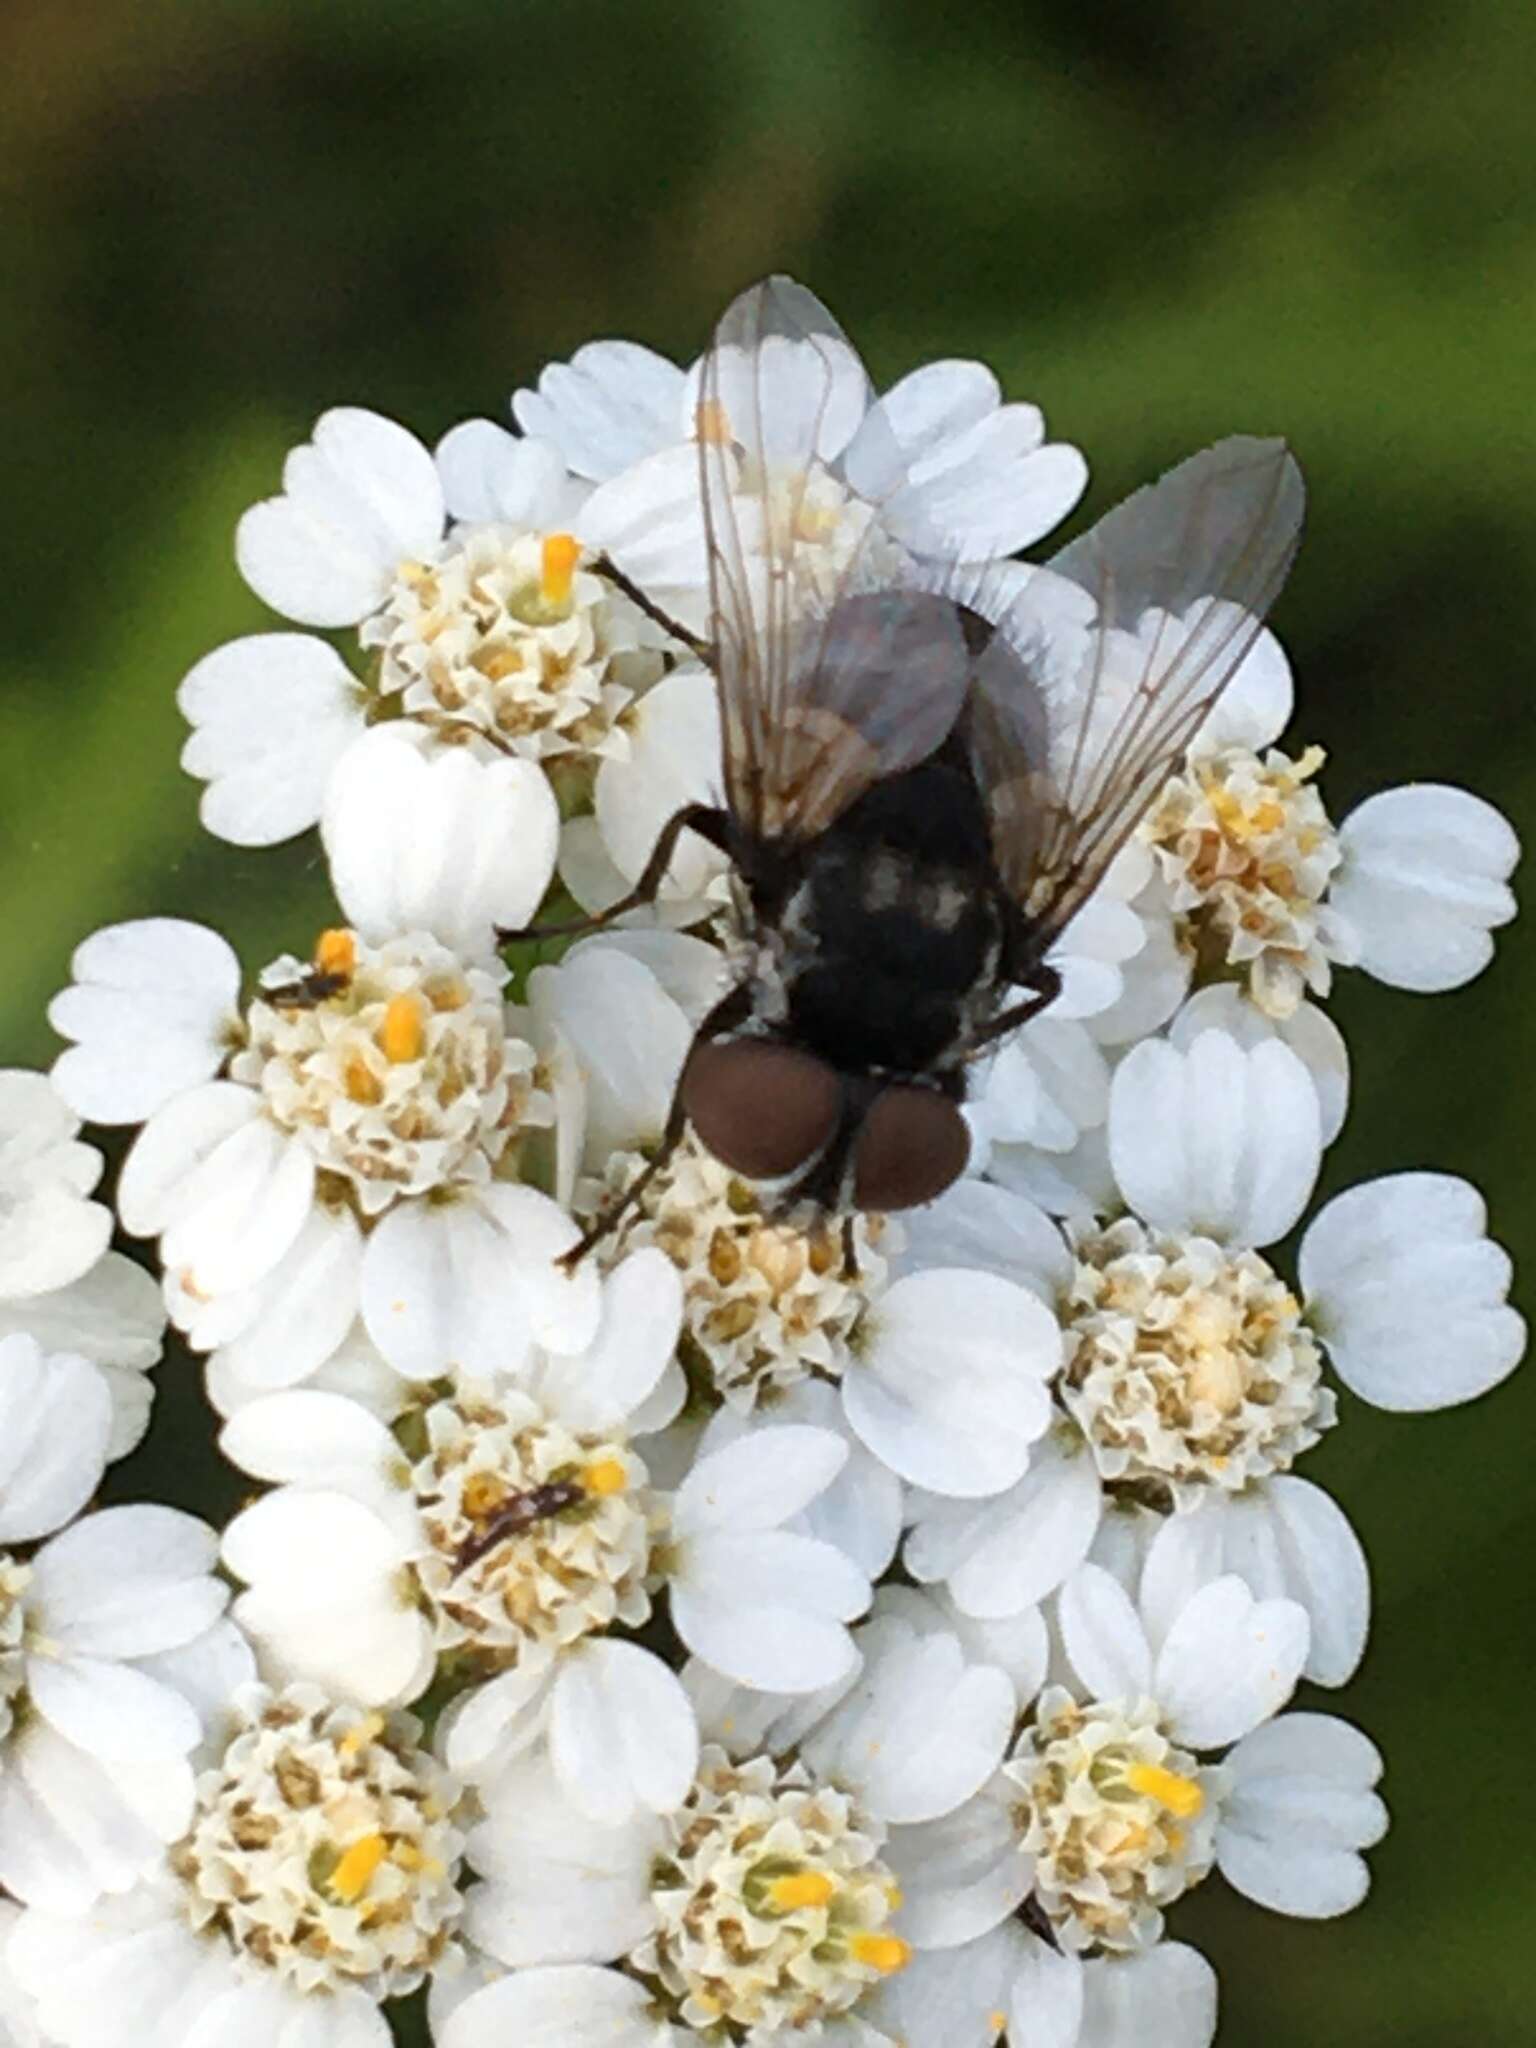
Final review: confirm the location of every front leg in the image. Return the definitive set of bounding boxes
[963,963,1062,1056]
[497,802,731,945]
[593,554,713,664]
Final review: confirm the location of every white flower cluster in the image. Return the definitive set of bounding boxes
[0,283,1523,2048]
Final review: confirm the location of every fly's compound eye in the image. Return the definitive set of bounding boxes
[681,1038,843,1182]
[852,1084,970,1212]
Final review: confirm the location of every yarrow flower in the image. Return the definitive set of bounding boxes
[11,273,1525,2048]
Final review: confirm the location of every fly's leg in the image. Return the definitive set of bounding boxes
[962,962,1062,1055]
[496,802,731,944]
[840,1213,860,1282]
[557,1087,689,1272]
[592,554,713,663]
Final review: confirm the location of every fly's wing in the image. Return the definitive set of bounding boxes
[966,435,1305,946]
[699,277,973,843]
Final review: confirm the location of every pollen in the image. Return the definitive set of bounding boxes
[329,1832,388,1903]
[379,993,426,1064]
[769,1870,837,1912]
[315,927,357,981]
[695,396,732,444]
[1125,1762,1206,1820]
[339,1712,386,1758]
[581,1457,629,1497]
[344,1056,384,1105]
[539,532,581,610]
[851,1932,911,1975]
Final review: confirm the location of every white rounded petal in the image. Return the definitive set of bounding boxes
[1219,1712,1386,1919]
[11,1895,219,2044]
[1076,1942,1218,2048]
[435,420,584,526]
[801,1620,1014,1824]
[1086,899,1191,1050]
[548,1640,698,1824]
[219,1387,398,1496]
[1333,783,1518,992]
[115,1083,260,1242]
[439,1661,553,1777]
[541,1248,682,1431]
[1169,984,1349,1145]
[1300,1172,1525,1410]
[1057,1564,1154,1702]
[513,337,688,480]
[156,1113,315,1300]
[593,665,725,901]
[881,394,1087,556]
[323,725,559,955]
[0,1245,163,1372]
[1109,1030,1322,1249]
[30,1504,225,1659]
[576,446,710,637]
[206,1204,364,1391]
[475,1183,603,1355]
[1194,626,1292,751]
[865,1922,1032,2048]
[236,407,443,627]
[528,947,691,1158]
[0,1184,109,1305]
[178,634,366,847]
[898,1175,1069,1303]
[49,921,241,1125]
[1141,1477,1368,1688]
[0,1337,112,1543]
[438,1967,668,2048]
[1154,1576,1309,1749]
[672,1529,868,1693]
[907,1427,1102,1619]
[774,1378,906,1578]
[674,1424,848,1535]
[849,1269,1057,1497]
[28,1656,200,1766]
[886,1792,1032,1950]
[359,1197,536,1381]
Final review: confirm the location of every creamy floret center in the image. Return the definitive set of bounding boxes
[171,1685,463,2000]
[0,1556,32,1743]
[1060,1216,1333,1508]
[633,1748,909,2039]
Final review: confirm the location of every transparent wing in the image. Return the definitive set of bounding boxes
[698,277,974,842]
[965,435,1305,941]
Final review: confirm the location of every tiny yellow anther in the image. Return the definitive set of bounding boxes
[988,2013,1007,2037]
[582,1458,628,1498]
[315,928,357,980]
[330,1832,388,1903]
[540,532,581,610]
[852,1933,912,1975]
[390,1841,445,1878]
[1125,1763,1205,1820]
[380,993,426,1064]
[884,1882,904,1911]
[339,1711,385,1757]
[695,397,732,444]
[769,1870,836,1912]
[344,1056,383,1105]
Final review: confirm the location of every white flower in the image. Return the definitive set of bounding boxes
[887,1566,1380,1985]
[0,1903,43,2048]
[220,1251,871,1825]
[0,1070,111,1298]
[47,894,599,1383]
[454,1613,1014,2046]
[0,1334,114,1545]
[0,1505,238,1913]
[8,1681,467,2048]
[180,406,672,847]
[1125,644,1519,1020]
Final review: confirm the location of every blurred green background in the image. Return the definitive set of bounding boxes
[2,4,1531,2043]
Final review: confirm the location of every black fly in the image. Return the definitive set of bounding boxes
[506,279,1305,1263]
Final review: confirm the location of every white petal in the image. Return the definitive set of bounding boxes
[0,1338,112,1543]
[438,1967,668,2048]
[435,420,584,526]
[898,1177,1074,1301]
[1154,1576,1308,1748]
[592,666,725,901]
[886,1792,1032,1949]
[31,1505,224,1658]
[1219,1712,1385,1919]
[323,725,559,954]
[1193,626,1292,751]
[673,1424,847,1535]
[1169,984,1350,1146]
[1006,1932,1087,2048]
[548,1641,698,1823]
[237,407,443,626]
[1057,1564,1153,1701]
[1140,1478,1368,1687]
[178,634,366,846]
[219,1388,398,1494]
[1076,1942,1218,2048]
[577,447,709,637]
[1333,783,1518,992]
[528,947,691,1158]
[514,337,688,480]
[208,1204,364,1391]
[541,1248,682,1431]
[1109,1030,1321,1249]
[849,1270,1057,1497]
[439,1662,553,1777]
[359,1198,534,1380]
[864,1923,1031,2048]
[115,1083,261,1240]
[49,921,241,1125]
[1300,1172,1525,1410]
[672,1529,868,1693]
[28,1656,200,1765]
[475,1183,603,1355]
[908,1428,1102,1619]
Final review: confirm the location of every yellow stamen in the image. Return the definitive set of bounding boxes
[769,1870,837,1912]
[582,1457,628,1497]
[339,1711,385,1757]
[695,397,732,444]
[330,1833,388,1903]
[884,1882,904,1911]
[390,1841,445,1878]
[379,993,426,1064]
[988,2013,1007,2037]
[1125,1763,1205,1820]
[851,1933,911,1975]
[540,532,580,610]
[315,928,357,980]
[344,1056,383,1105]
